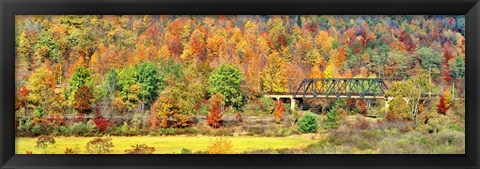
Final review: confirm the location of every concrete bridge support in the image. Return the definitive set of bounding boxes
[273,96,296,110]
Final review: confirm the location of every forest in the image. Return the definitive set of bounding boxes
[15,15,465,154]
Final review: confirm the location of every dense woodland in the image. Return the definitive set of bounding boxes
[14,15,465,154]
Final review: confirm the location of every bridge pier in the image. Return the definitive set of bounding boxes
[268,96,297,110]
[385,97,394,111]
[290,97,295,110]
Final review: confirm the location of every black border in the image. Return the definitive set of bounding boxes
[1,0,479,169]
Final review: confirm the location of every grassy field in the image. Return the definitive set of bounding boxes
[16,135,318,154]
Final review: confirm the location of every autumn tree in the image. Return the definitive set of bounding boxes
[74,85,94,114]
[135,61,163,111]
[449,56,465,79]
[180,28,206,64]
[208,64,244,108]
[25,64,56,117]
[16,86,29,113]
[69,66,93,93]
[261,51,288,93]
[415,47,442,77]
[274,100,285,123]
[386,69,436,125]
[437,89,453,115]
[207,93,225,128]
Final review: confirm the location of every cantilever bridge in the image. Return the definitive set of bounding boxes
[264,78,389,110]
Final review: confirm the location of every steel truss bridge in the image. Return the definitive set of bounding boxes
[264,78,389,110]
[294,78,388,99]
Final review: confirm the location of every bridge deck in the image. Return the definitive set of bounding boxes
[263,94,385,99]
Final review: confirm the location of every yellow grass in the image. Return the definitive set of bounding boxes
[16,135,318,154]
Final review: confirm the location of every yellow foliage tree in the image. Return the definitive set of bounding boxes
[261,51,287,93]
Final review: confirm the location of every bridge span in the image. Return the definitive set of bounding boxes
[263,78,389,110]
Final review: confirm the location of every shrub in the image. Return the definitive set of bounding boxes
[243,101,263,115]
[181,148,193,154]
[35,135,55,154]
[85,137,114,154]
[207,93,225,128]
[424,115,450,133]
[17,118,33,136]
[52,126,72,136]
[207,137,233,154]
[356,100,368,115]
[275,127,292,137]
[307,139,338,154]
[92,113,113,131]
[354,120,371,130]
[131,112,144,130]
[119,122,130,135]
[86,119,97,132]
[125,144,156,154]
[171,113,193,128]
[258,97,275,114]
[386,112,401,122]
[70,122,89,136]
[323,107,339,129]
[235,113,243,123]
[65,145,80,154]
[298,111,319,133]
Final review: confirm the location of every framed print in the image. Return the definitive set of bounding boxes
[1,0,479,168]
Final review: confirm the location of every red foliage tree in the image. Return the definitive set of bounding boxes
[207,93,224,128]
[92,108,113,131]
[436,95,449,115]
[442,68,453,85]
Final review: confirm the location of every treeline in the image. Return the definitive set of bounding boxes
[15,15,465,130]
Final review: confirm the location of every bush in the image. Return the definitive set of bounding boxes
[70,122,89,136]
[35,135,55,154]
[259,97,275,114]
[65,145,80,154]
[243,101,263,115]
[207,137,233,154]
[323,106,339,129]
[120,122,130,135]
[154,128,178,136]
[424,115,450,133]
[52,126,72,136]
[30,119,51,136]
[17,118,33,136]
[131,112,144,130]
[298,111,318,133]
[85,137,114,154]
[181,148,192,154]
[275,127,292,137]
[307,139,338,154]
[125,144,156,154]
[92,113,113,131]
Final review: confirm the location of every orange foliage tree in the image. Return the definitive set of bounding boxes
[74,85,94,114]
[207,93,225,128]
[274,100,285,123]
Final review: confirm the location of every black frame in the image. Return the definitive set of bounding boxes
[1,0,479,168]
